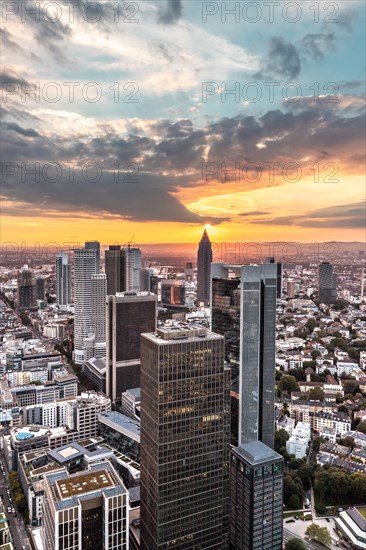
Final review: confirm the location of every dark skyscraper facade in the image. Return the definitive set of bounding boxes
[211,263,277,448]
[197,229,213,306]
[319,261,337,303]
[230,441,283,550]
[56,252,71,306]
[35,276,45,302]
[17,269,35,308]
[140,324,230,550]
[105,245,125,295]
[106,292,156,401]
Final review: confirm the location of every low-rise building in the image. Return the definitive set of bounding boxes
[335,507,366,549]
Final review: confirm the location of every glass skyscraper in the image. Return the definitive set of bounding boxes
[56,252,71,306]
[140,324,230,549]
[197,229,213,306]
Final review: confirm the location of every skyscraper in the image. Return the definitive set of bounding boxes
[197,229,213,306]
[319,261,337,303]
[42,462,128,550]
[211,263,277,448]
[140,324,230,550]
[56,252,71,306]
[106,292,156,401]
[105,245,142,293]
[17,268,35,308]
[73,244,100,365]
[85,240,100,269]
[90,273,107,356]
[266,256,283,298]
[105,245,125,295]
[35,276,45,302]
[122,245,142,292]
[230,441,283,550]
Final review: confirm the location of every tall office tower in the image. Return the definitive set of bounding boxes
[319,261,337,303]
[106,292,156,401]
[185,261,194,281]
[266,257,282,298]
[42,462,128,550]
[17,268,35,308]
[56,252,71,306]
[105,245,125,295]
[197,229,213,305]
[85,240,100,270]
[35,276,45,302]
[73,244,100,365]
[122,245,142,292]
[230,441,284,550]
[140,324,230,550]
[211,263,277,448]
[139,268,153,292]
[287,280,295,298]
[90,273,107,356]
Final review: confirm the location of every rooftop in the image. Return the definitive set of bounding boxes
[55,469,115,500]
[234,440,283,465]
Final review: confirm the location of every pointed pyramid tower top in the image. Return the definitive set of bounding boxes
[200,229,211,242]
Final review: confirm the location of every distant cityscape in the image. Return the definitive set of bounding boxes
[0,234,365,550]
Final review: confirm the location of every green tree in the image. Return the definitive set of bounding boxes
[311,349,321,359]
[278,375,300,394]
[285,539,307,550]
[287,493,302,510]
[305,524,332,546]
[308,387,325,401]
[356,421,366,434]
[274,429,290,453]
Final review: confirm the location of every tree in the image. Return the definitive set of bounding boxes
[278,375,300,394]
[285,539,307,550]
[311,349,321,359]
[356,421,366,434]
[287,493,302,510]
[274,429,290,453]
[305,524,331,546]
[309,387,325,401]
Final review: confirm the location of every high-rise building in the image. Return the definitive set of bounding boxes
[140,324,230,550]
[42,462,128,550]
[73,244,100,365]
[17,268,35,308]
[197,229,213,306]
[123,245,142,292]
[230,441,283,550]
[85,240,100,269]
[211,263,277,448]
[56,252,71,306]
[139,268,153,292]
[106,292,156,401]
[105,245,125,295]
[91,273,107,345]
[266,257,282,298]
[105,245,142,294]
[287,280,295,298]
[35,276,45,302]
[319,261,337,303]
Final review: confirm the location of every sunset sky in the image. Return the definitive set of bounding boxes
[1,0,365,246]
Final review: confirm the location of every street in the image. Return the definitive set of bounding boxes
[0,454,31,550]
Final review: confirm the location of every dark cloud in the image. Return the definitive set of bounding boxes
[1,101,364,224]
[1,122,40,137]
[257,37,301,79]
[158,0,183,25]
[239,211,269,217]
[253,202,366,229]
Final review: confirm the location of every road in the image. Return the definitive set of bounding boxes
[283,527,329,549]
[0,455,31,550]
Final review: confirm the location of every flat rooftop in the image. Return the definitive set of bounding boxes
[234,440,283,465]
[99,411,140,439]
[55,470,115,500]
[144,323,223,344]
